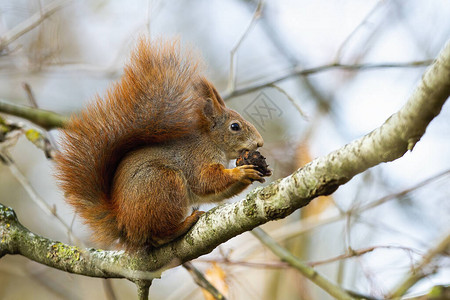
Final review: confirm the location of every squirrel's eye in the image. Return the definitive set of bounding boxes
[230,123,241,131]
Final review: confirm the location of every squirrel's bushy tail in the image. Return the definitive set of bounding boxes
[55,38,204,246]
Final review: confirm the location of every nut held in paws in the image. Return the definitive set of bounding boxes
[236,150,271,176]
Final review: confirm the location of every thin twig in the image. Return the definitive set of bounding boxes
[355,169,450,213]
[252,227,356,300]
[388,231,450,299]
[22,83,39,107]
[222,60,433,100]
[0,99,67,130]
[183,262,227,300]
[196,258,289,269]
[0,0,70,52]
[401,285,450,300]
[334,0,388,62]
[250,0,334,116]
[197,245,421,269]
[269,84,309,120]
[272,168,450,243]
[24,128,56,158]
[308,245,421,267]
[103,279,118,300]
[22,82,59,154]
[227,0,264,92]
[1,151,84,247]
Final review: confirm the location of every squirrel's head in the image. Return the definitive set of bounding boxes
[198,78,264,160]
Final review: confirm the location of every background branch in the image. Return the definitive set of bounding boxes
[0,99,67,130]
[252,227,356,300]
[183,262,227,300]
[0,0,70,52]
[227,0,263,93]
[388,232,450,299]
[222,60,433,100]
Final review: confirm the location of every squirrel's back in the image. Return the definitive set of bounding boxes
[55,38,206,246]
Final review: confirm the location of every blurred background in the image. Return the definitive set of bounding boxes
[0,0,449,299]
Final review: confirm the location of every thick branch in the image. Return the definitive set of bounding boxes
[0,41,449,282]
[0,204,132,278]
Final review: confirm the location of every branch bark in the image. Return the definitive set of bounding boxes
[0,39,449,291]
[0,99,67,130]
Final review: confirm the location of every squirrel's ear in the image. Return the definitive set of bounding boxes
[209,84,225,108]
[198,77,225,110]
[198,77,225,127]
[202,98,217,122]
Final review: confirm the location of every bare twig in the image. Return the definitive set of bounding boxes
[274,168,450,243]
[388,232,450,299]
[223,60,433,100]
[0,99,67,130]
[354,169,450,213]
[308,245,421,267]
[102,279,118,300]
[197,258,289,269]
[183,262,227,300]
[252,227,356,300]
[199,167,450,264]
[25,128,55,158]
[334,0,388,62]
[247,0,333,117]
[197,245,421,271]
[0,0,70,52]
[21,83,59,155]
[0,151,83,247]
[402,285,450,300]
[269,84,309,120]
[227,0,264,92]
[22,83,39,107]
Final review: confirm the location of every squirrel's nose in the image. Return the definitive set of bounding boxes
[257,138,264,148]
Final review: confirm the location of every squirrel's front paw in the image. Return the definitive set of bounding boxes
[234,165,265,184]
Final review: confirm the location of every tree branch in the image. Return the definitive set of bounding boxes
[388,232,450,299]
[227,0,263,92]
[252,227,356,300]
[222,60,433,100]
[0,0,70,52]
[183,262,227,300]
[0,99,67,130]
[0,39,449,295]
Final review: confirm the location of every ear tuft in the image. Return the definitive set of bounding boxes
[202,98,216,123]
[198,77,225,109]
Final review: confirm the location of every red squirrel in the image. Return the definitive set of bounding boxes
[55,38,270,250]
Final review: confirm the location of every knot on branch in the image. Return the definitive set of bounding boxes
[0,204,18,225]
